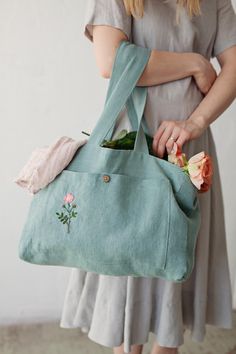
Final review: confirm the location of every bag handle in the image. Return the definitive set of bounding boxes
[104,93,150,141]
[129,86,149,153]
[103,48,150,140]
[103,86,148,153]
[85,40,152,153]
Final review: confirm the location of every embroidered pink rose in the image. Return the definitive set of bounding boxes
[56,193,78,233]
[63,193,74,204]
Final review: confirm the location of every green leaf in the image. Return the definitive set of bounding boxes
[115,129,128,139]
[100,140,117,148]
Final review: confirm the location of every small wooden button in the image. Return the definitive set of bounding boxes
[103,175,110,183]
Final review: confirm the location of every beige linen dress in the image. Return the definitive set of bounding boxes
[60,0,236,352]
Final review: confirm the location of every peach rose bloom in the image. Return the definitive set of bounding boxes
[187,152,213,192]
[167,142,213,193]
[167,142,186,167]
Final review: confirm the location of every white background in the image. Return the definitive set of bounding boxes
[0,0,235,325]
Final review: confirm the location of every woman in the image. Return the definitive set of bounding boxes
[60,1,236,353]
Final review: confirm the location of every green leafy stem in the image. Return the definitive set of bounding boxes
[81,129,170,160]
[56,203,77,234]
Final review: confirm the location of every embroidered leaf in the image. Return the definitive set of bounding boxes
[58,212,64,220]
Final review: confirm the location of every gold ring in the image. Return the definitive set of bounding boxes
[169,136,175,141]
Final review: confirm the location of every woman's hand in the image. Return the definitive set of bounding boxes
[192,53,218,94]
[152,117,207,158]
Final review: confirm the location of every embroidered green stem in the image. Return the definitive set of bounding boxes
[56,194,78,234]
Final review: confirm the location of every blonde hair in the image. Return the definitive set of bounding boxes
[123,0,202,25]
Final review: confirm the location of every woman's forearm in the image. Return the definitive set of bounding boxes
[187,62,236,130]
[93,26,200,85]
[93,27,216,94]
[137,49,198,86]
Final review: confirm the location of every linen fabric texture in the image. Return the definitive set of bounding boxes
[18,40,201,284]
[60,0,236,353]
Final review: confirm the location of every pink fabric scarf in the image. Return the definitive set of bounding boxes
[14,136,87,195]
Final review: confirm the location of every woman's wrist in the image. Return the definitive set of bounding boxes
[187,114,209,131]
[182,52,203,77]
[173,52,201,78]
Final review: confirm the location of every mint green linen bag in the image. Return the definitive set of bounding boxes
[18,40,201,282]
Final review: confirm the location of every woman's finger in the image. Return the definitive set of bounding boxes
[175,128,191,149]
[165,126,181,154]
[155,124,175,157]
[152,121,168,155]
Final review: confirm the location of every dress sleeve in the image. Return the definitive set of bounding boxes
[83,0,132,42]
[211,0,236,58]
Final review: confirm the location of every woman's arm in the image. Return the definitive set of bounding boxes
[187,45,236,130]
[92,24,234,158]
[92,25,217,95]
[152,45,236,158]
